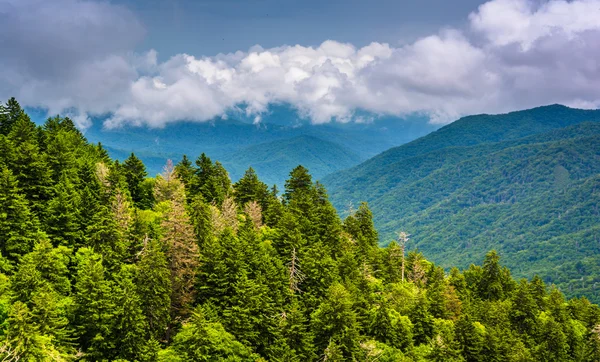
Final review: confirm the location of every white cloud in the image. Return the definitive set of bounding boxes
[1,0,599,128]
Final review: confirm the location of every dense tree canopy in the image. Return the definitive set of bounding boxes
[0,99,599,361]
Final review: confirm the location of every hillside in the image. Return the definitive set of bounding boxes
[221,135,361,187]
[6,99,600,360]
[323,105,600,302]
[81,109,436,179]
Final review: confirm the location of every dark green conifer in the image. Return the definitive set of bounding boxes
[123,153,149,208]
[0,167,40,261]
[0,97,24,135]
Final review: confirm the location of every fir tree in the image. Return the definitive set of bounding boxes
[6,117,53,217]
[72,248,117,359]
[136,238,172,341]
[0,97,24,135]
[0,167,40,261]
[123,153,149,208]
[45,173,83,247]
[311,283,361,359]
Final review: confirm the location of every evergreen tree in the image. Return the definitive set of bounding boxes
[0,167,40,261]
[86,204,126,272]
[137,238,172,341]
[45,173,83,247]
[0,301,66,361]
[6,117,53,217]
[233,167,270,209]
[311,283,361,359]
[123,153,149,208]
[72,248,117,359]
[279,299,315,361]
[155,162,199,330]
[479,250,514,301]
[0,97,24,135]
[113,264,148,360]
[165,305,258,361]
[174,154,195,191]
[455,315,486,362]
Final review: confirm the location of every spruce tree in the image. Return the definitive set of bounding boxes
[233,167,270,208]
[72,248,117,359]
[113,264,148,360]
[85,204,126,272]
[174,154,195,191]
[45,174,83,247]
[6,117,53,217]
[123,153,149,208]
[136,238,172,341]
[0,97,24,135]
[0,167,40,261]
[311,283,361,359]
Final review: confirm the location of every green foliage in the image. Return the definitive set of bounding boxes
[123,153,152,208]
[0,167,41,261]
[0,99,599,361]
[325,106,600,303]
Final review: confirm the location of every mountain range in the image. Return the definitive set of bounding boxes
[323,104,600,302]
[79,107,437,186]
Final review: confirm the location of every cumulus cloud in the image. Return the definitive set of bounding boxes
[0,0,599,128]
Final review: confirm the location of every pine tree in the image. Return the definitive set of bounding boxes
[188,194,214,248]
[43,117,86,182]
[45,173,83,247]
[11,237,71,304]
[479,250,514,301]
[0,167,40,261]
[72,248,117,359]
[455,315,485,362]
[6,117,53,217]
[343,202,378,258]
[113,264,148,360]
[0,301,66,361]
[166,305,258,361]
[174,154,196,192]
[284,165,313,204]
[136,237,172,341]
[234,167,270,208]
[0,97,24,135]
[279,299,315,361]
[85,204,126,272]
[311,283,361,359]
[123,153,149,208]
[191,153,231,205]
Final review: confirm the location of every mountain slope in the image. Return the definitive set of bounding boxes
[83,111,436,177]
[221,135,361,187]
[324,105,600,194]
[323,105,600,302]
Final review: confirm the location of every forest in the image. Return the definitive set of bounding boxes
[324,105,600,304]
[1,97,600,361]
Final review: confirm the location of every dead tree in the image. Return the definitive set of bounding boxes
[287,248,305,294]
[397,231,410,282]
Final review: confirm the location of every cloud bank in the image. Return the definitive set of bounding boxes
[1,0,599,128]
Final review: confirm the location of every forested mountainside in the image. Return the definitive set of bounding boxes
[324,105,600,303]
[81,108,436,180]
[220,135,361,187]
[1,97,600,361]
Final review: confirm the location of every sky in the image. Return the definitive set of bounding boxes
[0,0,599,128]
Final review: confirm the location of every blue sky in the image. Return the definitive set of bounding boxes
[1,0,599,129]
[115,0,486,59]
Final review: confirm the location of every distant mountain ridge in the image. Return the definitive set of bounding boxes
[221,135,361,187]
[80,107,436,184]
[323,104,600,302]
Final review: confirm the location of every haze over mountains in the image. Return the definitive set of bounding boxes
[79,106,437,186]
[323,104,600,302]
